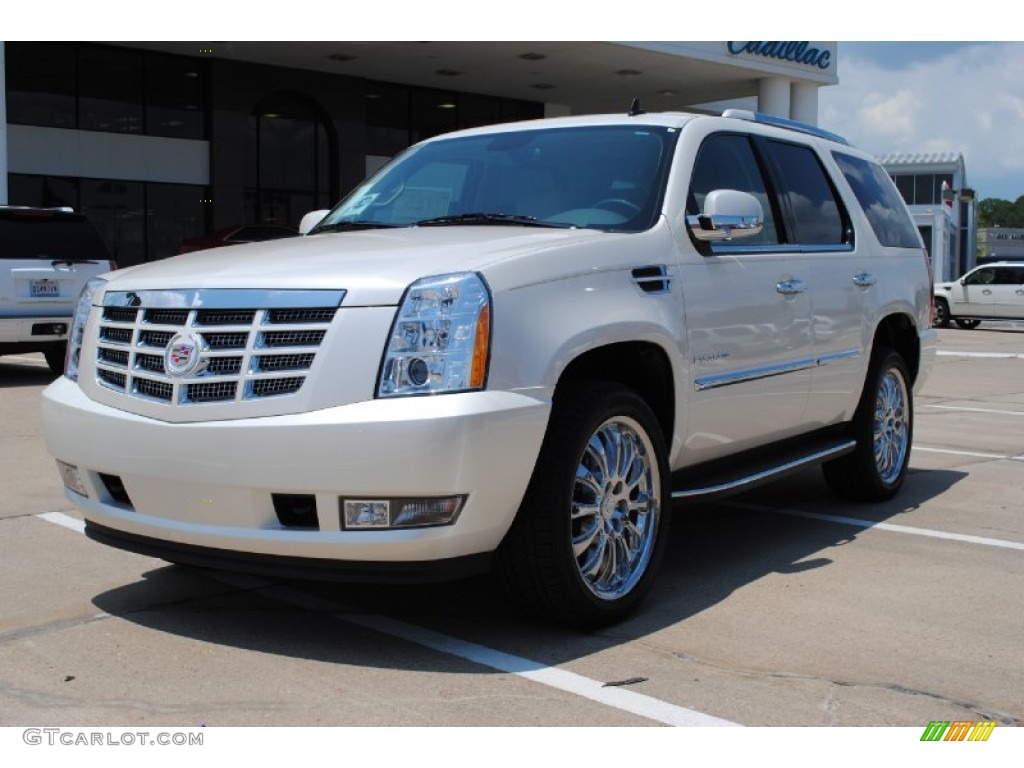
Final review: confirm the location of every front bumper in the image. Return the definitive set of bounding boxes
[42,377,549,574]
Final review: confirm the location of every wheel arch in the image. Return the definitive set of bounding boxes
[554,341,676,450]
[871,313,921,385]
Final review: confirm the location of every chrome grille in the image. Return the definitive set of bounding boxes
[144,309,189,325]
[94,288,344,406]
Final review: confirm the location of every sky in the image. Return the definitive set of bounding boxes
[820,42,1024,202]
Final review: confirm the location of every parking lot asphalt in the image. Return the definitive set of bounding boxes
[1,325,1022,728]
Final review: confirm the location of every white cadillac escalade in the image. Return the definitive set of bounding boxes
[42,109,937,627]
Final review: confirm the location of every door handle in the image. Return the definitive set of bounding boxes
[1016,289,1024,295]
[852,272,876,288]
[776,278,806,296]
[982,289,992,295]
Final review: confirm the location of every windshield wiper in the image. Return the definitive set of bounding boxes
[311,220,399,233]
[413,212,569,228]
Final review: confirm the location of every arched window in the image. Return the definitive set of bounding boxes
[246,93,334,228]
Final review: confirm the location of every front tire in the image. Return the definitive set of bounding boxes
[497,382,671,628]
[954,318,981,329]
[43,344,67,375]
[823,349,912,502]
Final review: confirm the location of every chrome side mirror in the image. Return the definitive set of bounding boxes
[299,209,331,235]
[687,189,763,242]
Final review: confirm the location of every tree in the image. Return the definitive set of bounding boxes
[977,196,1024,228]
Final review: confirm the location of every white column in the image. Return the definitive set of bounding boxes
[790,82,819,125]
[758,77,790,119]
[0,42,8,205]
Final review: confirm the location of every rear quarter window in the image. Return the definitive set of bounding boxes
[831,152,921,249]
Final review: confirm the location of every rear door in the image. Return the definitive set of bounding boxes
[987,266,1024,318]
[755,138,863,426]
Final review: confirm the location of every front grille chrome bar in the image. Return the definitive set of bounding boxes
[94,289,344,406]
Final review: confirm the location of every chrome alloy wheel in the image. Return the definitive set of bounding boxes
[571,416,661,601]
[873,367,910,486]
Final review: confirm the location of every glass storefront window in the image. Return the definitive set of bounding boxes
[8,174,79,210]
[78,46,145,134]
[5,42,77,129]
[247,94,332,229]
[145,53,206,139]
[80,179,146,266]
[147,184,208,260]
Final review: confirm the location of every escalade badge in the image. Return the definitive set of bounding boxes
[164,332,207,377]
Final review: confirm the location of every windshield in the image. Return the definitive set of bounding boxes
[314,125,677,233]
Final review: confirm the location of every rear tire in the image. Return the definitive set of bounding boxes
[823,349,912,502]
[497,382,671,629]
[954,318,981,330]
[933,298,950,328]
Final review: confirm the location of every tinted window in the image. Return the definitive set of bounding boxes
[763,140,847,245]
[0,214,111,261]
[689,134,779,245]
[832,152,921,249]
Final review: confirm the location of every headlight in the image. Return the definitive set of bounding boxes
[65,277,106,382]
[378,272,491,397]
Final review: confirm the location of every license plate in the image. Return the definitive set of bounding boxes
[30,279,60,297]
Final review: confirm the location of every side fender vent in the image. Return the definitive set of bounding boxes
[631,265,671,295]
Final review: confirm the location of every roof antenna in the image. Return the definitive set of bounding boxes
[628,98,645,117]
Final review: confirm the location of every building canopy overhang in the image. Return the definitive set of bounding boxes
[113,40,837,116]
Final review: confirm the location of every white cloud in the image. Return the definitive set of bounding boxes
[822,42,1024,200]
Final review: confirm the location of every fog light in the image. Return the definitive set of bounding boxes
[343,500,390,529]
[340,496,465,529]
[392,496,464,527]
[57,461,88,497]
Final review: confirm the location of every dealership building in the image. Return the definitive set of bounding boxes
[4,41,842,265]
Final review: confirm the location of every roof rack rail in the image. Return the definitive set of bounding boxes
[722,109,849,146]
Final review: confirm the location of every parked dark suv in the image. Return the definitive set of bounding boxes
[0,206,115,374]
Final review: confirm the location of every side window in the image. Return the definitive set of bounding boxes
[762,140,848,246]
[964,268,994,286]
[689,133,779,246]
[831,152,921,249]
[993,268,1015,285]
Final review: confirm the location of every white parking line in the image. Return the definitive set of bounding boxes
[34,510,738,727]
[921,404,1024,416]
[915,445,1024,461]
[721,501,1024,551]
[936,350,1024,359]
[38,511,86,533]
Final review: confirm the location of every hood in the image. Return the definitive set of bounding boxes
[105,226,613,306]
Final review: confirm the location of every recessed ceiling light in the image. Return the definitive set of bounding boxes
[530,83,556,90]
[435,68,462,77]
[658,90,677,97]
[519,52,546,61]
[437,102,457,110]
[616,69,643,76]
[327,53,357,62]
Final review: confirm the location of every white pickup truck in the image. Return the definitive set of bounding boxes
[42,109,936,627]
